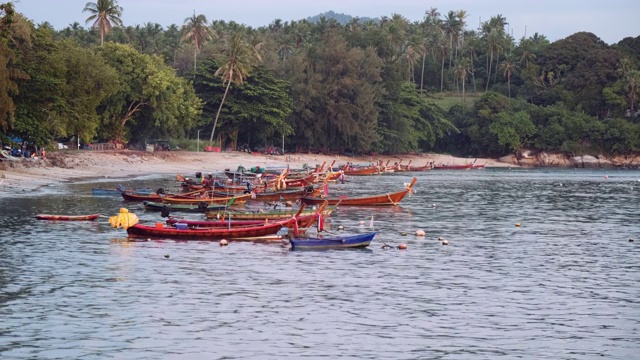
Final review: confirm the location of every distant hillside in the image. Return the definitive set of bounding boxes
[306,11,378,25]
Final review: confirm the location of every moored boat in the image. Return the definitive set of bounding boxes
[300,177,417,206]
[35,214,100,221]
[126,220,293,240]
[289,232,377,250]
[205,205,335,220]
[143,201,226,213]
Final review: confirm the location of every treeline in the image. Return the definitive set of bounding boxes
[1,1,639,156]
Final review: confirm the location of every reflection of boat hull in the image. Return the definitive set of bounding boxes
[300,178,416,206]
[36,214,100,221]
[289,232,376,250]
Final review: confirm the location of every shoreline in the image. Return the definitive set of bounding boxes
[0,150,513,195]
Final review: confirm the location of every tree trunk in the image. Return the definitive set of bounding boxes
[209,76,232,143]
[440,50,445,93]
[485,51,493,92]
[420,52,426,95]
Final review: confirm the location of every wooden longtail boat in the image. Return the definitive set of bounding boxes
[143,201,226,213]
[250,187,320,202]
[166,213,320,229]
[432,163,473,170]
[161,193,250,205]
[35,214,100,221]
[300,177,417,206]
[121,191,163,202]
[127,219,295,240]
[343,166,378,176]
[289,232,377,250]
[206,205,335,220]
[127,204,317,240]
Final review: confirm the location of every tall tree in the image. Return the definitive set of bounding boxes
[209,32,261,143]
[82,0,123,46]
[181,12,211,72]
[499,52,518,98]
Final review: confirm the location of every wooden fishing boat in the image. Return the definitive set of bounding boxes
[206,205,335,220]
[343,166,378,176]
[300,177,417,206]
[161,193,250,205]
[35,214,100,221]
[432,163,473,170]
[143,201,226,213]
[250,187,320,202]
[405,162,433,172]
[166,213,321,229]
[289,232,377,250]
[121,191,163,202]
[127,220,293,240]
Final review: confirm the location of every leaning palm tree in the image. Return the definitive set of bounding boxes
[209,33,262,143]
[83,0,123,46]
[181,12,211,72]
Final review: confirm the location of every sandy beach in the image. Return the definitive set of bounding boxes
[0,150,511,194]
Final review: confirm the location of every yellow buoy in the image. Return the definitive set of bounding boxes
[401,232,407,236]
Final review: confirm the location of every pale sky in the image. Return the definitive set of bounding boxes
[12,0,640,45]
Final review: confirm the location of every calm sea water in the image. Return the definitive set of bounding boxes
[1,168,639,359]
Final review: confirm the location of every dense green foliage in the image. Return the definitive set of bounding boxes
[1,1,639,157]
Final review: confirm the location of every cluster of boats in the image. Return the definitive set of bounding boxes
[36,159,456,249]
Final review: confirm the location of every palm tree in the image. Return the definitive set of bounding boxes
[209,33,262,143]
[83,0,123,46]
[624,70,640,115]
[499,53,518,98]
[453,58,471,102]
[181,12,211,72]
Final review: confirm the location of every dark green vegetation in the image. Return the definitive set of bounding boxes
[1,2,639,157]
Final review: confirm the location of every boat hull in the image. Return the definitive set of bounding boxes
[127,218,300,240]
[289,232,377,250]
[35,214,100,221]
[300,177,417,206]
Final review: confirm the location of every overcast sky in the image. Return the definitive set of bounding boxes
[12,0,639,45]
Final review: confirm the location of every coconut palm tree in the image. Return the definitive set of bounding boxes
[499,52,519,98]
[182,12,211,72]
[209,33,262,143]
[624,70,640,115]
[453,58,471,102]
[83,0,123,46]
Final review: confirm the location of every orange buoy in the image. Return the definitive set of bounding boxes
[397,243,407,250]
[515,223,521,227]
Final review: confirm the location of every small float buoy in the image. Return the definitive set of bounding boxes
[630,238,635,242]
[401,232,407,236]
[604,175,609,179]
[337,225,345,231]
[164,254,170,259]
[515,223,521,227]
[437,237,444,241]
[442,240,449,245]
[285,201,293,207]
[415,230,426,237]
[219,239,228,246]
[359,220,365,225]
[431,204,437,208]
[397,243,407,250]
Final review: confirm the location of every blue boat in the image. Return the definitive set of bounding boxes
[289,232,377,250]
